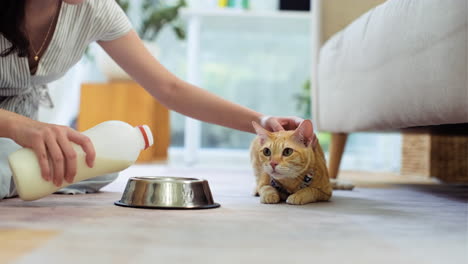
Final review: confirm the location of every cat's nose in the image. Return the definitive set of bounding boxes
[270,162,278,169]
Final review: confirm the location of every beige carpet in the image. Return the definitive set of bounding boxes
[0,165,467,264]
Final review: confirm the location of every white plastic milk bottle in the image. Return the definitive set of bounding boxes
[8,120,154,201]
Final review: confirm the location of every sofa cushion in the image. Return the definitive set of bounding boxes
[315,0,468,132]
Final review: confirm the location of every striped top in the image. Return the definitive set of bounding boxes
[0,0,132,119]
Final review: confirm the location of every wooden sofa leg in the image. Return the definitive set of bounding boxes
[328,133,348,179]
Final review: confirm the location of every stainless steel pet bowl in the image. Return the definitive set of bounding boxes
[115,177,220,209]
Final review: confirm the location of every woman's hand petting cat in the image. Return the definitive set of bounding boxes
[260,116,318,148]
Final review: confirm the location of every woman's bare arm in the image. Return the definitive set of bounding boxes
[98,30,318,138]
[98,30,263,133]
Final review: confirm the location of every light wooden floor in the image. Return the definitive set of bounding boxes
[0,166,466,264]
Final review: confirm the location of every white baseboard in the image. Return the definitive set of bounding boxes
[167,147,251,169]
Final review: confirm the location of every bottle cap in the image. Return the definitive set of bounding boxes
[137,125,154,150]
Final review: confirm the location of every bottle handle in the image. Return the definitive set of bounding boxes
[138,125,151,150]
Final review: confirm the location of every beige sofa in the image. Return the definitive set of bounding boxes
[311,0,468,178]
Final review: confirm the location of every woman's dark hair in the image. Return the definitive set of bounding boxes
[0,0,28,57]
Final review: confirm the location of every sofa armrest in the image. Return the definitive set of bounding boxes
[310,0,387,130]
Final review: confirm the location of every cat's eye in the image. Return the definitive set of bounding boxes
[262,148,271,156]
[282,148,294,156]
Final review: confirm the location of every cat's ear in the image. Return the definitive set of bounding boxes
[252,121,271,145]
[292,120,314,147]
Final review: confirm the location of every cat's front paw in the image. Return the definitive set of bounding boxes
[286,193,310,205]
[259,187,280,204]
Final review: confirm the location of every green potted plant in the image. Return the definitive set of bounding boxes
[98,0,187,80]
[138,0,187,41]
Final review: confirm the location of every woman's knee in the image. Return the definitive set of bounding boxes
[55,172,120,195]
[0,138,22,200]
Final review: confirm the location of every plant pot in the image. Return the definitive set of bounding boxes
[97,41,160,81]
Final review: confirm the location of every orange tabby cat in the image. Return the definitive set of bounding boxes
[250,120,344,205]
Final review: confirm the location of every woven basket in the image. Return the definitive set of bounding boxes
[401,132,468,183]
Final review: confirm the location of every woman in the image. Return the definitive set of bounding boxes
[0,0,315,199]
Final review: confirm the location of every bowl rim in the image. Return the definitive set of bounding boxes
[129,176,206,183]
